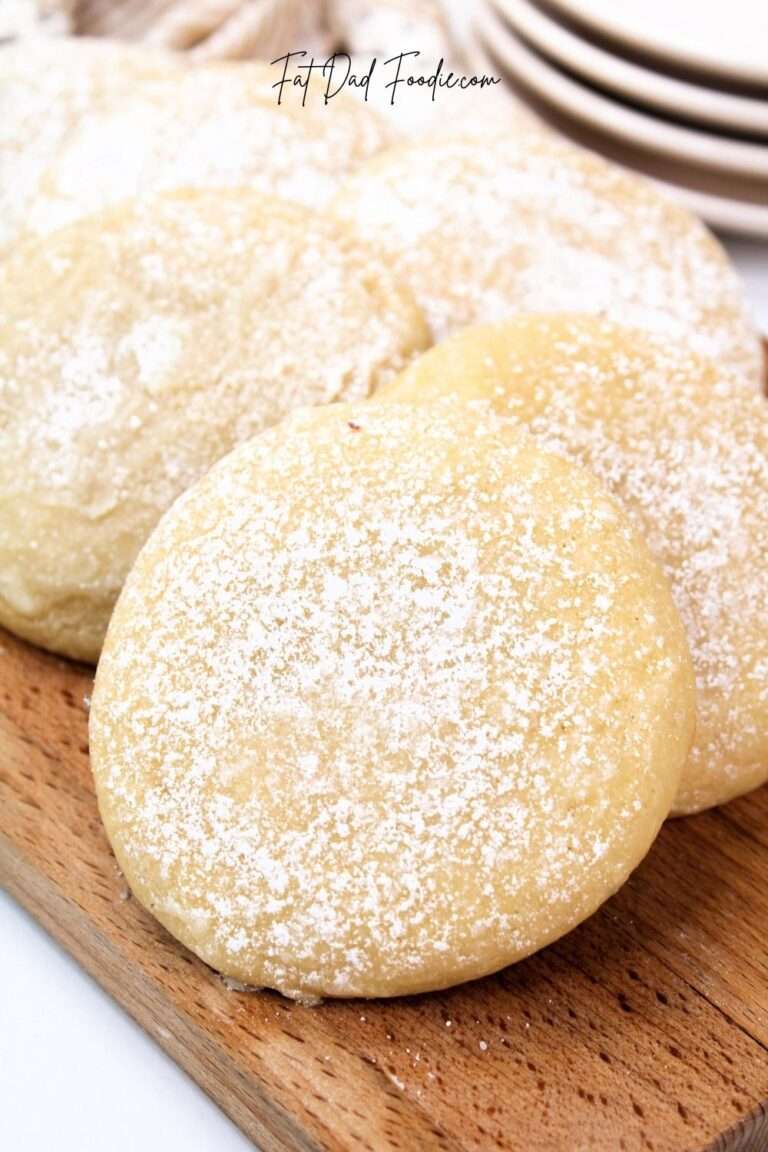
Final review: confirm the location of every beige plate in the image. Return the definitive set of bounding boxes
[492,0,768,137]
[477,5,768,240]
[543,0,768,89]
[477,6,768,181]
[477,56,768,239]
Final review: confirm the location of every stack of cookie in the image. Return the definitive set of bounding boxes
[0,37,765,1000]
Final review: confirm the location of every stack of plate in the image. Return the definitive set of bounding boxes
[475,0,768,238]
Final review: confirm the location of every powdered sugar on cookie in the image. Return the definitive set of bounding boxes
[333,133,762,386]
[384,315,768,814]
[91,402,694,998]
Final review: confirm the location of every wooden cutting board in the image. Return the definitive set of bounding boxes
[1,621,767,1152]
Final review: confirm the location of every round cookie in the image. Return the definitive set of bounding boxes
[332,133,763,387]
[382,315,768,814]
[0,190,428,663]
[0,36,181,255]
[90,402,695,999]
[25,59,390,238]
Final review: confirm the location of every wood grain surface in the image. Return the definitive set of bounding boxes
[1,621,766,1152]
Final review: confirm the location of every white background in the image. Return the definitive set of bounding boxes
[1,241,766,1150]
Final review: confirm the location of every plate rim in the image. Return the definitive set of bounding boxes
[542,0,768,89]
[651,177,768,239]
[477,4,768,182]
[491,0,768,137]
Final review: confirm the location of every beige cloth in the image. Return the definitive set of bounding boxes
[11,0,460,63]
[81,0,333,59]
[6,2,527,137]
[1,0,73,39]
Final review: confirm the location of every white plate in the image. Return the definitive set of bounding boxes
[474,31,768,238]
[462,31,540,125]
[544,0,768,89]
[543,100,768,237]
[653,180,768,239]
[492,0,768,137]
[477,5,768,182]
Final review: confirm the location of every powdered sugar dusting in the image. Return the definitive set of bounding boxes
[332,132,762,385]
[0,37,183,254]
[0,191,427,660]
[391,316,768,813]
[26,62,390,238]
[91,402,693,998]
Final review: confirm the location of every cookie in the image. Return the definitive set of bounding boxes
[383,314,768,814]
[0,36,181,254]
[25,59,390,238]
[0,190,428,662]
[90,402,694,998]
[332,133,763,387]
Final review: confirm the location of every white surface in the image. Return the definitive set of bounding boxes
[545,0,768,87]
[0,246,765,1152]
[726,239,768,330]
[0,890,255,1151]
[478,5,768,182]
[493,0,768,136]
